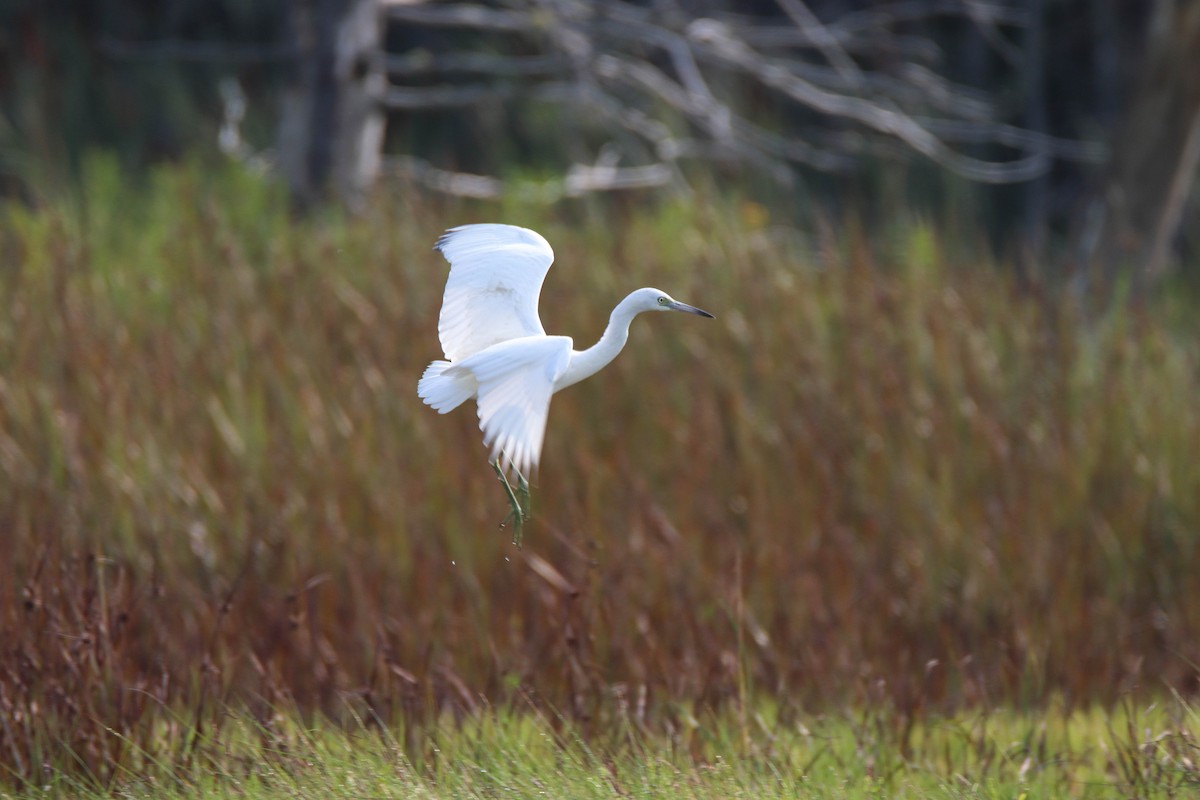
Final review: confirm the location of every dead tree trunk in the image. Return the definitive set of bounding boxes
[278,0,385,210]
[1083,0,1200,290]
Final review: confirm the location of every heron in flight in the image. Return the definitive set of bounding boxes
[417,223,714,545]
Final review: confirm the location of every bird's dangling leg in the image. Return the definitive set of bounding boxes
[516,469,532,526]
[490,457,527,547]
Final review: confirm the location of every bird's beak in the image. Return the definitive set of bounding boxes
[667,300,715,318]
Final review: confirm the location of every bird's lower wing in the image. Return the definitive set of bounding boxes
[462,336,572,479]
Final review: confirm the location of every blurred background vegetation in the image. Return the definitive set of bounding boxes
[1,0,1199,792]
[2,0,1198,279]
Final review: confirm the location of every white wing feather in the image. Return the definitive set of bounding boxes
[434,224,555,361]
[456,335,572,477]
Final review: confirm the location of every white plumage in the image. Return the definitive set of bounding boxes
[418,223,713,480]
[434,223,554,361]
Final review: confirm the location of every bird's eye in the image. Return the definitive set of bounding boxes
[657,296,669,305]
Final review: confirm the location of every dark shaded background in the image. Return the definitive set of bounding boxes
[5,0,1197,274]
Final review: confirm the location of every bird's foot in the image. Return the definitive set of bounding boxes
[491,460,532,548]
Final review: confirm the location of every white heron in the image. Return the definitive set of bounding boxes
[417,223,713,544]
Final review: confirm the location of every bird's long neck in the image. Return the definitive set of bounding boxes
[555,293,642,391]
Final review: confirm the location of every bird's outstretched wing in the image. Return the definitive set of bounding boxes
[457,335,572,478]
[435,224,555,362]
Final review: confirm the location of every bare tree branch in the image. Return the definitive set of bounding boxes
[383,3,535,32]
[914,119,1106,163]
[379,0,1090,188]
[387,156,504,197]
[774,0,863,83]
[960,0,1025,64]
[386,153,675,199]
[384,51,569,78]
[382,83,514,109]
[686,18,1049,182]
[595,53,849,172]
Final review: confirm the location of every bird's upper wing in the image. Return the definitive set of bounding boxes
[458,335,572,478]
[434,224,556,362]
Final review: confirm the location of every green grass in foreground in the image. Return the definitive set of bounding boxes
[12,702,1199,799]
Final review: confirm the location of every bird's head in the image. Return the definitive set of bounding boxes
[632,287,715,318]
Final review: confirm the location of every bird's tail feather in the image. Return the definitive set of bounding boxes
[418,361,476,413]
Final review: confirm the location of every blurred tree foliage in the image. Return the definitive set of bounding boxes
[0,0,290,191]
[0,0,1195,274]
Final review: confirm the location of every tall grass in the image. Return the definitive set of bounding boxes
[1,156,1198,785]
